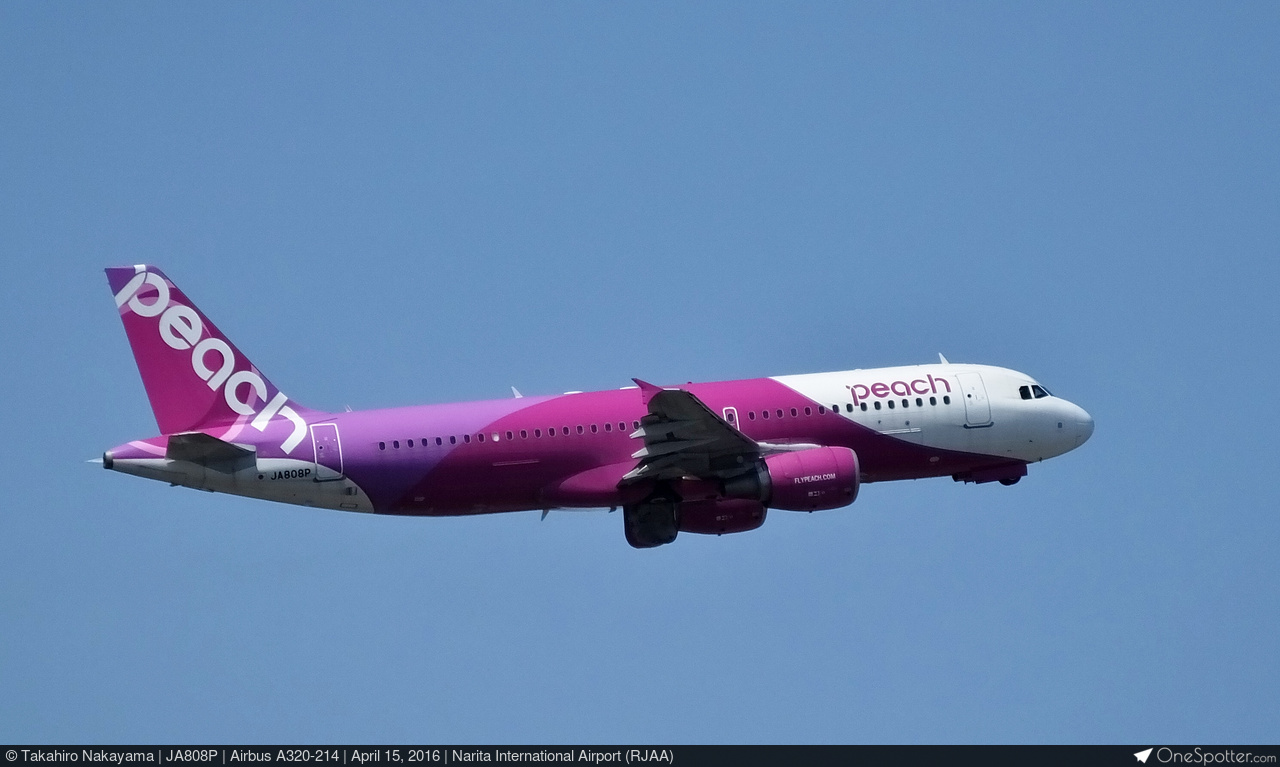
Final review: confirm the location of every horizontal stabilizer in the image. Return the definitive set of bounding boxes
[166,432,256,473]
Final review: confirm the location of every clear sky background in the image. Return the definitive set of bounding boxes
[2,1,1278,745]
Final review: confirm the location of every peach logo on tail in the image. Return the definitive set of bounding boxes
[113,270,307,453]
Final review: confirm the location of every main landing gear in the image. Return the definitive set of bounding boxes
[623,489,681,549]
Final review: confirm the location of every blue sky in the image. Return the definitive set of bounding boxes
[2,1,1278,744]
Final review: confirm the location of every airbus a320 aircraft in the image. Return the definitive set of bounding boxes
[101,266,1093,548]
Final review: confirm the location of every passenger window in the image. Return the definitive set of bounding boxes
[590,424,598,433]
[902,399,909,408]
[463,435,470,444]
[605,423,612,432]
[804,407,811,416]
[762,410,769,419]
[450,436,457,444]
[563,427,570,436]
[477,433,485,442]
[520,430,528,439]
[436,437,443,446]
[860,403,868,411]
[874,401,881,410]
[887,401,895,409]
[1019,385,1032,400]
[846,403,853,413]
[748,411,756,420]
[790,408,798,417]
[534,429,541,437]
[818,406,825,414]
[506,431,514,440]
[407,439,414,447]
[776,409,783,418]
[930,396,936,406]
[943,396,951,405]
[393,440,400,448]
[547,428,554,437]
[576,425,583,434]
[379,442,385,450]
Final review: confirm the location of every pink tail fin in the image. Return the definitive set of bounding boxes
[106,265,314,453]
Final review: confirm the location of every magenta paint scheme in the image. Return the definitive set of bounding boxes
[103,266,1093,548]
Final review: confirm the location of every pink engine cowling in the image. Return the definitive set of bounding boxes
[762,446,859,511]
[678,498,767,535]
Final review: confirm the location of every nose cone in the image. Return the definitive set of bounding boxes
[1070,402,1094,447]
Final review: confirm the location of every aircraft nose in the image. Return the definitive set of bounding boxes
[1072,403,1094,446]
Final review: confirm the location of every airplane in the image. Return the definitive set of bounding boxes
[100,265,1094,548]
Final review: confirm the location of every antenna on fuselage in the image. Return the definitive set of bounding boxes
[938,353,950,364]
[512,386,523,399]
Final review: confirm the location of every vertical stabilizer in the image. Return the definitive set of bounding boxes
[105,265,315,454]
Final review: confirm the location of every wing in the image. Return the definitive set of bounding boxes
[622,380,763,484]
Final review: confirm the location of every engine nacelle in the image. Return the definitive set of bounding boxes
[725,446,859,512]
[678,499,767,536]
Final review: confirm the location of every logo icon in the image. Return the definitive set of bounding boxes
[1135,748,1153,763]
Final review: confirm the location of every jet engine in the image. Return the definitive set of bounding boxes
[724,446,860,511]
[623,447,858,548]
[624,495,767,548]
[678,499,767,536]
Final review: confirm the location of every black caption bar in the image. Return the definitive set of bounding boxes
[2,746,1278,767]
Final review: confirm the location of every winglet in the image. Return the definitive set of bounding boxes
[938,353,950,364]
[511,386,523,399]
[631,378,666,404]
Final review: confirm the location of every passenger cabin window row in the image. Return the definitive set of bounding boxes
[860,395,949,411]
[375,391,967,450]
[378,420,644,451]
[745,395,950,420]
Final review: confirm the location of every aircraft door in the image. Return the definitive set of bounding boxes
[956,372,993,427]
[722,407,741,431]
[311,423,344,480]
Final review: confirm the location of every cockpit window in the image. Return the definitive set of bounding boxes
[1031,384,1051,399]
[1019,385,1032,400]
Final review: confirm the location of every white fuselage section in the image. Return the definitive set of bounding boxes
[776,363,1094,464]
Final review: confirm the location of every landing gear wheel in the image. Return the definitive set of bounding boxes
[623,492,681,548]
[999,477,1020,486]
